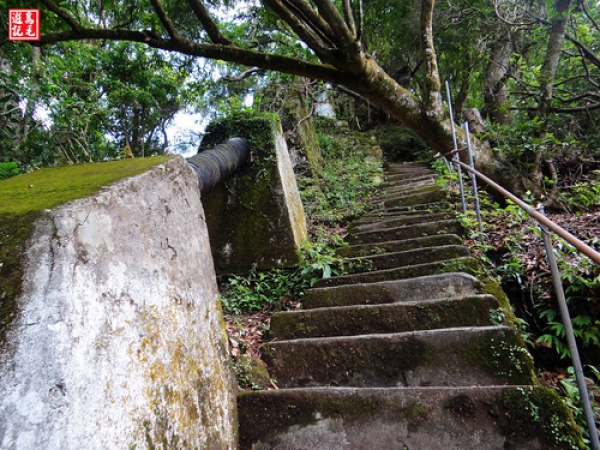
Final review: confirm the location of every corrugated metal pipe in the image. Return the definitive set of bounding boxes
[186,138,249,196]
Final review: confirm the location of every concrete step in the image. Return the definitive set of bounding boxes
[380,189,446,208]
[367,202,448,216]
[382,178,437,191]
[386,163,433,173]
[337,234,463,258]
[347,245,470,271]
[348,211,452,233]
[262,326,535,388]
[380,181,440,196]
[372,185,443,205]
[302,272,481,309]
[353,209,448,225]
[238,386,581,450]
[271,294,500,339]
[346,220,463,245]
[313,257,479,288]
[381,173,437,187]
[385,172,435,184]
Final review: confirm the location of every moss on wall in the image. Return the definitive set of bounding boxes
[199,113,307,274]
[199,113,279,165]
[0,157,172,345]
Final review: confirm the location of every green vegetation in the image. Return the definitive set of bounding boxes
[219,119,381,315]
[297,120,383,224]
[220,235,351,314]
[0,162,19,181]
[437,164,600,439]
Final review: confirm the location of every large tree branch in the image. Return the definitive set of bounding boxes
[40,0,83,31]
[282,0,337,46]
[185,0,233,45]
[38,28,351,85]
[342,0,356,37]
[263,0,333,60]
[312,0,356,49]
[149,0,179,39]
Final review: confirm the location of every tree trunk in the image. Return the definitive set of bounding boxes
[538,0,571,127]
[523,0,571,204]
[482,30,512,124]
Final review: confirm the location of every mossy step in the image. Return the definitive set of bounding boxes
[271,294,500,340]
[372,185,442,204]
[384,172,435,182]
[302,272,481,309]
[313,257,479,288]
[380,182,440,198]
[346,220,462,245]
[238,386,584,450]
[381,174,437,187]
[262,326,535,388]
[348,212,452,233]
[346,245,471,271]
[381,189,446,208]
[353,209,446,225]
[386,163,433,172]
[365,202,448,217]
[337,234,463,258]
[381,180,439,194]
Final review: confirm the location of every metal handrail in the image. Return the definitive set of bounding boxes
[438,126,600,448]
[452,159,600,265]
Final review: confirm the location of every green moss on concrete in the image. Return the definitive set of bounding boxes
[0,157,172,345]
[200,114,306,273]
[271,295,500,340]
[263,335,436,387]
[502,387,585,449]
[0,156,172,215]
[238,390,431,448]
[313,257,480,288]
[460,329,536,385]
[0,211,38,345]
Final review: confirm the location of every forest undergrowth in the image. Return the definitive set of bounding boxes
[437,156,600,438]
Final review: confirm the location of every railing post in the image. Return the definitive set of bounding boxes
[538,206,600,449]
[462,123,483,233]
[445,81,466,214]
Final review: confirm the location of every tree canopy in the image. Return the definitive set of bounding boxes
[1,0,599,198]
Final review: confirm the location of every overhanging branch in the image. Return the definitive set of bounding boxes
[38,28,351,85]
[185,0,233,45]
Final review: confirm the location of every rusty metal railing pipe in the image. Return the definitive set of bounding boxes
[538,206,600,449]
[452,159,600,265]
[187,137,249,197]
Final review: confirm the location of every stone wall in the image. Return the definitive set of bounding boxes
[0,157,237,449]
[199,114,308,274]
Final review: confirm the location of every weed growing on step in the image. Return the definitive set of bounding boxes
[220,234,352,314]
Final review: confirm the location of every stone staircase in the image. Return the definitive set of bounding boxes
[238,163,583,449]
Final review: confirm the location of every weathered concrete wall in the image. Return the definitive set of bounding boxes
[200,114,308,274]
[0,157,237,449]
